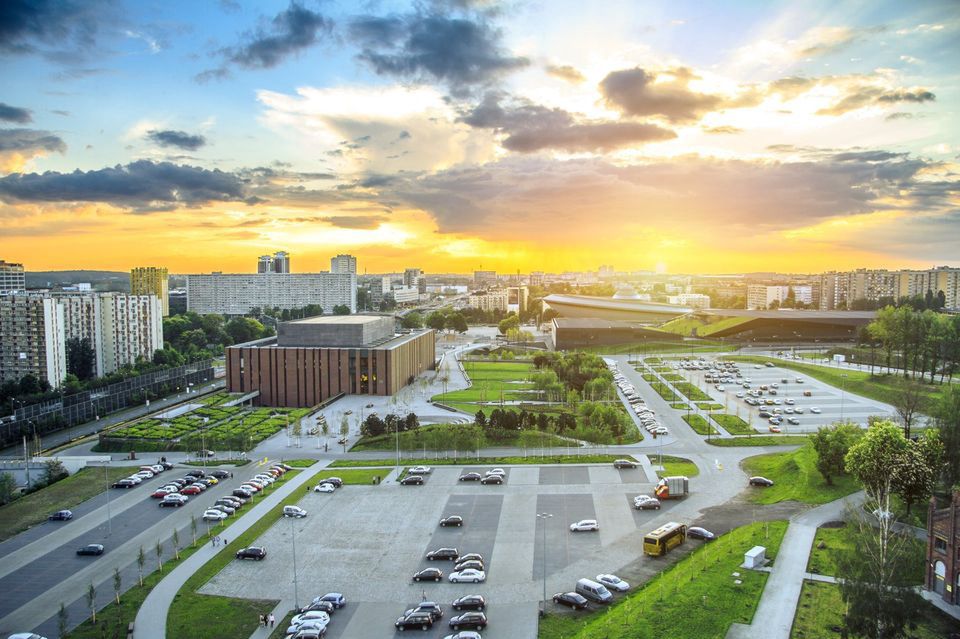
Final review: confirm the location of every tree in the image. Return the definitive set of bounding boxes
[18,374,41,396]
[0,472,17,504]
[172,529,181,560]
[86,583,97,623]
[340,414,349,451]
[935,386,960,488]
[498,314,520,335]
[137,546,146,586]
[426,311,447,331]
[401,312,423,329]
[361,414,386,437]
[155,539,164,572]
[113,567,122,605]
[446,312,468,334]
[810,422,861,485]
[190,515,198,548]
[225,317,266,344]
[333,304,351,315]
[58,602,68,637]
[893,430,942,514]
[66,337,96,380]
[41,459,68,486]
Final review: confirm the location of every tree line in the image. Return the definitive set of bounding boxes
[861,305,960,382]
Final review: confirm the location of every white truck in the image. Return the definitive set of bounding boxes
[654,476,689,500]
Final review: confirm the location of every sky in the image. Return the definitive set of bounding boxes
[0,0,957,275]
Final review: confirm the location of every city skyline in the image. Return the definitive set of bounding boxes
[0,0,958,274]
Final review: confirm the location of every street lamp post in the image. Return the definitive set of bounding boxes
[289,516,300,610]
[102,462,113,537]
[536,512,553,615]
[395,418,401,472]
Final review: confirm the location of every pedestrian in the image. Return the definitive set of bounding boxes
[259,613,265,626]
[268,613,275,628]
[222,537,227,546]
[211,536,216,548]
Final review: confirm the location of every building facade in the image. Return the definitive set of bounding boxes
[465,289,509,313]
[0,260,25,294]
[669,293,711,309]
[130,267,169,316]
[818,267,960,310]
[403,268,424,292]
[0,294,66,388]
[226,316,435,407]
[331,254,358,274]
[926,492,960,606]
[506,286,529,313]
[186,272,356,315]
[474,270,497,287]
[390,286,419,304]
[258,251,291,274]
[746,285,812,309]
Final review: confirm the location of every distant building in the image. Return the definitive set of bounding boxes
[226,315,435,407]
[818,267,960,310]
[390,286,419,304]
[130,267,169,316]
[507,286,529,313]
[926,491,960,606]
[466,290,509,313]
[331,254,358,275]
[258,251,290,274]
[474,270,497,287]
[746,285,811,310]
[404,268,424,292]
[0,294,66,388]
[529,271,545,286]
[257,255,273,274]
[669,293,711,309]
[186,272,356,315]
[0,260,25,294]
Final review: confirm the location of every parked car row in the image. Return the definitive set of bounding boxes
[285,593,346,637]
[394,596,488,633]
[312,476,343,493]
[423,548,488,583]
[458,468,505,484]
[111,460,174,489]
[609,362,668,437]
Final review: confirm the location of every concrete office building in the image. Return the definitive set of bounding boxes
[59,293,163,377]
[0,294,66,388]
[226,315,435,407]
[668,293,711,309]
[507,286,529,313]
[130,266,169,316]
[258,251,291,274]
[186,272,356,316]
[331,254,358,274]
[390,286,419,304]
[0,260,25,294]
[466,289,509,313]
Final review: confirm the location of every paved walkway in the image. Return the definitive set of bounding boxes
[133,463,322,639]
[727,492,864,639]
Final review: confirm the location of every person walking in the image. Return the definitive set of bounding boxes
[259,613,265,626]
[268,613,275,628]
[222,537,227,546]
[211,537,217,548]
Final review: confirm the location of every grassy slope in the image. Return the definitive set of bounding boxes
[351,422,572,451]
[435,360,536,403]
[539,521,788,639]
[0,466,138,542]
[581,341,726,355]
[741,442,860,505]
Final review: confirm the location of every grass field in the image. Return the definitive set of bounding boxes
[741,442,860,505]
[724,355,944,405]
[582,340,726,355]
[539,521,788,639]
[0,466,137,542]
[313,468,389,485]
[670,402,691,410]
[654,455,700,478]
[697,402,724,411]
[649,381,681,402]
[674,382,713,402]
[329,454,627,468]
[712,414,756,435]
[707,435,809,447]
[351,422,572,451]
[806,525,852,576]
[682,414,717,435]
[434,361,536,403]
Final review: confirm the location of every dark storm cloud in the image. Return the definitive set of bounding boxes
[0,103,32,124]
[0,0,111,57]
[877,88,935,103]
[0,160,250,210]
[350,13,528,95]
[0,128,66,153]
[146,129,208,151]
[831,150,909,163]
[600,67,725,123]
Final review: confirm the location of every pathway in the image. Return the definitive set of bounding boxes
[132,463,322,639]
[726,492,864,639]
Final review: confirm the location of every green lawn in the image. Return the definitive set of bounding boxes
[662,373,684,382]
[0,466,138,542]
[314,468,389,485]
[661,315,753,337]
[582,340,725,355]
[712,414,756,435]
[806,525,853,576]
[351,422,572,451]
[707,435,810,447]
[434,360,536,403]
[790,580,959,639]
[724,355,944,404]
[654,455,700,478]
[329,454,627,468]
[741,442,860,504]
[683,414,717,435]
[674,382,713,402]
[670,402,691,410]
[539,521,788,639]
[649,381,681,402]
[697,402,724,411]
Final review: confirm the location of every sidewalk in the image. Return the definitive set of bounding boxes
[133,462,322,639]
[726,492,864,639]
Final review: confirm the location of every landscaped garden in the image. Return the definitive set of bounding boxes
[682,414,717,435]
[712,414,756,435]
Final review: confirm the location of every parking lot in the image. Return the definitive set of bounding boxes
[200,464,691,639]
[675,359,894,433]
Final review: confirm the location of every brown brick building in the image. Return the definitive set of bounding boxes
[226,315,435,407]
[926,491,960,605]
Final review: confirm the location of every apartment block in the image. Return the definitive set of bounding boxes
[186,272,356,315]
[746,285,812,310]
[258,251,290,274]
[669,293,711,309]
[819,267,959,310]
[330,254,358,275]
[0,260,25,294]
[466,289,509,313]
[0,294,66,388]
[130,267,169,316]
[474,270,497,287]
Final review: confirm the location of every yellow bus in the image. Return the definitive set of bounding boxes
[643,522,687,557]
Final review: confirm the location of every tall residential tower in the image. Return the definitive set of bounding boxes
[130,267,169,316]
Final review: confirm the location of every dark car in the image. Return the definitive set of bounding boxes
[749,476,775,487]
[409,602,443,620]
[318,592,345,608]
[634,498,661,510]
[758,410,772,418]
[395,611,434,630]
[458,553,483,564]
[235,547,267,560]
[480,475,502,485]
[552,592,588,610]
[449,611,487,630]
[413,568,444,582]
[210,470,231,479]
[232,488,253,500]
[458,472,482,482]
[49,510,73,521]
[688,526,716,541]
[111,479,136,489]
[440,515,463,527]
[159,499,184,508]
[185,469,205,478]
[613,459,638,469]
[297,601,335,615]
[77,544,104,556]
[453,560,484,573]
[451,595,486,611]
[320,476,343,487]
[401,475,424,485]
[426,547,459,561]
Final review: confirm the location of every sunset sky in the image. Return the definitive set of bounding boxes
[0,0,957,275]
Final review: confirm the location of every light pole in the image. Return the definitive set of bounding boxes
[536,512,553,615]
[395,418,401,471]
[289,516,300,610]
[840,374,848,421]
[101,462,113,537]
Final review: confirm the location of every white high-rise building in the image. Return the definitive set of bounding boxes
[331,254,358,274]
[186,273,356,315]
[0,294,66,388]
[747,285,812,310]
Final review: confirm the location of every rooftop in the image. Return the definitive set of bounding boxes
[287,314,385,325]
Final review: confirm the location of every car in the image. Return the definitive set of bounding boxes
[448,612,487,630]
[596,574,629,592]
[185,469,206,478]
[796,378,804,383]
[408,602,443,620]
[314,483,336,493]
[316,592,345,608]
[784,407,795,414]
[426,548,459,561]
[232,488,252,500]
[290,611,331,627]
[736,392,745,398]
[480,475,502,485]
[401,475,424,485]
[159,499,185,508]
[768,425,782,433]
[77,543,104,556]
[453,560,484,573]
[788,417,800,425]
[803,390,813,397]
[285,621,328,637]
[150,488,174,498]
[212,503,236,515]
[810,406,821,413]
[200,476,219,485]
[451,595,486,611]
[458,473,482,482]
[687,526,716,541]
[216,498,240,509]
[449,569,486,583]
[164,493,188,503]
[765,362,775,367]
[414,567,444,582]
[111,479,137,489]
[784,398,796,405]
[758,410,772,418]
[749,476,775,487]
[48,510,73,521]
[319,476,343,487]
[552,592,589,610]
[240,483,261,493]
[794,407,805,414]
[297,601,335,615]
[209,469,231,479]
[458,553,483,564]
[440,515,463,527]
[409,466,433,474]
[235,547,266,560]
[570,519,599,532]
[253,475,273,485]
[396,612,434,630]
[181,485,202,496]
[7,634,49,639]
[203,509,228,521]
[196,449,216,458]
[634,497,661,510]
[442,632,481,639]
[485,468,505,476]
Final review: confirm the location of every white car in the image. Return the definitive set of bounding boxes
[810,407,822,414]
[784,398,795,405]
[135,470,154,479]
[449,569,486,583]
[125,475,143,484]
[202,509,227,521]
[8,634,49,639]
[314,483,335,493]
[291,611,331,627]
[286,620,328,636]
[736,392,745,398]
[653,427,669,435]
[408,466,432,474]
[596,573,630,592]
[570,519,599,532]
[486,468,505,476]
[163,493,188,503]
[443,633,482,639]
[794,407,805,414]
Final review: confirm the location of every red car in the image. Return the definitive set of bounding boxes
[181,486,202,495]
[151,490,173,499]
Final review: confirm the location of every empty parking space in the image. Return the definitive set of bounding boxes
[532,493,599,578]
[538,466,589,485]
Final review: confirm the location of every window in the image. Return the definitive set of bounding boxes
[934,536,948,553]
